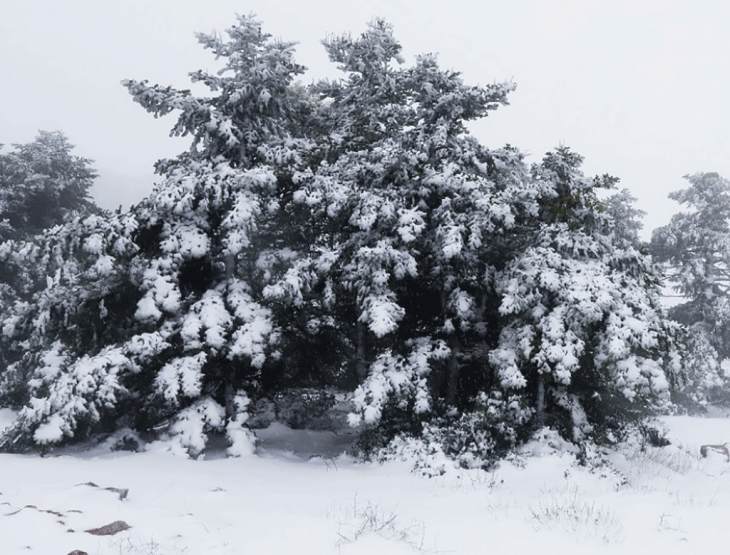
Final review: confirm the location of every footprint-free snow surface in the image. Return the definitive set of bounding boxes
[0,415,728,554]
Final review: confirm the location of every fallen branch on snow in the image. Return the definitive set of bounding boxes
[75,481,129,501]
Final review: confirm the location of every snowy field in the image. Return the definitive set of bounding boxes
[0,411,728,554]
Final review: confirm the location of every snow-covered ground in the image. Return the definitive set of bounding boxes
[0,415,727,554]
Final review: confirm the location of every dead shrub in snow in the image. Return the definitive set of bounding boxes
[625,445,697,476]
[608,442,699,492]
[334,496,429,552]
[109,537,162,555]
[529,493,623,544]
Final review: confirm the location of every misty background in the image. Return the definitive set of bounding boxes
[2,0,729,238]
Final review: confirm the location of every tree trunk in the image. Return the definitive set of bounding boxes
[224,252,236,281]
[356,322,368,380]
[535,372,546,428]
[224,381,236,420]
[441,289,463,406]
[445,332,462,405]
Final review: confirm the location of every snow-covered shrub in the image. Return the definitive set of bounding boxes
[417,392,533,470]
[363,392,533,475]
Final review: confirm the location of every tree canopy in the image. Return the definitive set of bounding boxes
[0,131,96,241]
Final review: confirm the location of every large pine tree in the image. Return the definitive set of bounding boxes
[0,16,678,460]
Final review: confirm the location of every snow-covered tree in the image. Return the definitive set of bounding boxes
[0,131,97,242]
[0,16,680,461]
[0,132,101,380]
[1,15,308,454]
[603,188,645,246]
[489,149,674,443]
[652,172,730,405]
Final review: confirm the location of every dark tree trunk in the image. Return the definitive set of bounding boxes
[445,332,462,406]
[356,322,368,380]
[224,381,235,420]
[535,372,546,428]
[224,252,235,280]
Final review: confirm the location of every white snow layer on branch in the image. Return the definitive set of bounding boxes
[348,339,450,426]
[227,280,278,368]
[151,397,226,458]
[155,352,208,406]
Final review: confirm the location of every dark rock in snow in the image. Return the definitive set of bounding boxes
[85,520,131,536]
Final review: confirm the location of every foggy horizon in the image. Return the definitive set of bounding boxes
[3,0,730,238]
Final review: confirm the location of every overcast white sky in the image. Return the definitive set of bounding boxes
[2,0,729,236]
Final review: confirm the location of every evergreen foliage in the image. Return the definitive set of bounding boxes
[0,131,96,242]
[652,173,730,407]
[0,16,681,462]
